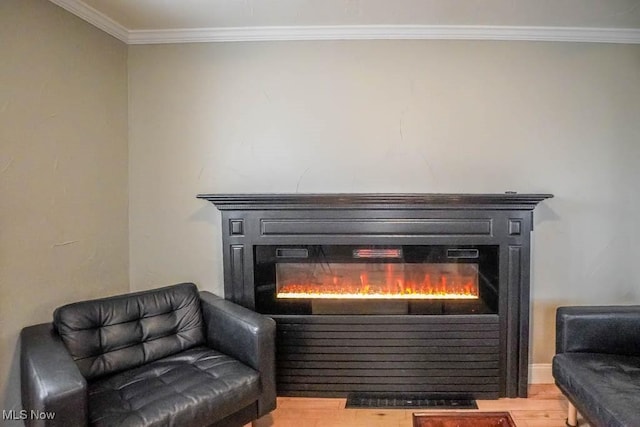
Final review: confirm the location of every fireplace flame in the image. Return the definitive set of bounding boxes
[276,275,479,300]
[276,262,479,300]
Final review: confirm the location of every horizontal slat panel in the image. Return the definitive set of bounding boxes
[279,361,499,369]
[278,384,499,394]
[278,330,499,339]
[278,368,499,377]
[273,314,502,398]
[279,338,499,347]
[277,352,499,362]
[277,386,500,397]
[274,314,499,324]
[278,390,500,399]
[278,346,498,354]
[278,376,498,385]
[278,383,500,392]
[278,322,499,332]
[261,219,492,236]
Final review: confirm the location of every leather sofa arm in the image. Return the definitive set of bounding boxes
[20,323,88,427]
[199,292,277,416]
[556,306,640,356]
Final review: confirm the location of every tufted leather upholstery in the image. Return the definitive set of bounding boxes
[21,283,276,427]
[553,306,640,427]
[89,347,260,427]
[53,283,205,380]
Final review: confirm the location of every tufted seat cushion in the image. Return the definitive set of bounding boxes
[88,346,261,427]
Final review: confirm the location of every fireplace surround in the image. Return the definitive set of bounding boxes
[198,193,552,399]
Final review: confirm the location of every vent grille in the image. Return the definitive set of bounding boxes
[345,393,478,409]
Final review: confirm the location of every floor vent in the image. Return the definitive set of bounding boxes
[345,393,478,409]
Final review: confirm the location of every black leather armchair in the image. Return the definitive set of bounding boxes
[20,283,276,427]
[552,306,640,427]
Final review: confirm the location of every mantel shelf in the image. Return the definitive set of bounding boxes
[197,192,553,211]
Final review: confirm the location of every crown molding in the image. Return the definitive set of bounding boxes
[48,1,640,45]
[128,25,640,45]
[48,0,128,43]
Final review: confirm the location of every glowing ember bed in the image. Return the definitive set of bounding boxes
[276,263,479,300]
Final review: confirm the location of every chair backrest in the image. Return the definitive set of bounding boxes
[53,282,205,380]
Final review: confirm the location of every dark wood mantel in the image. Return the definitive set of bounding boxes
[198,192,553,399]
[197,192,553,211]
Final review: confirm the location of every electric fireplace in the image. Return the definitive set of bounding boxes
[255,245,498,315]
[198,193,552,399]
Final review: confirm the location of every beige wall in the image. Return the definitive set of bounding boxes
[129,40,640,365]
[2,0,637,414]
[0,0,129,415]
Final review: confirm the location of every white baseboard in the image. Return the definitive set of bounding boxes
[529,363,553,384]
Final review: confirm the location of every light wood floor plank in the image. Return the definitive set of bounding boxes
[250,384,592,427]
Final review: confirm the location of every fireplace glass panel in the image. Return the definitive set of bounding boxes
[276,263,479,300]
[254,245,498,315]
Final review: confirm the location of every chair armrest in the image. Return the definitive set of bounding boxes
[556,306,640,355]
[199,292,276,416]
[20,323,88,427]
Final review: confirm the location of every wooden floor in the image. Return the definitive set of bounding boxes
[249,385,589,427]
